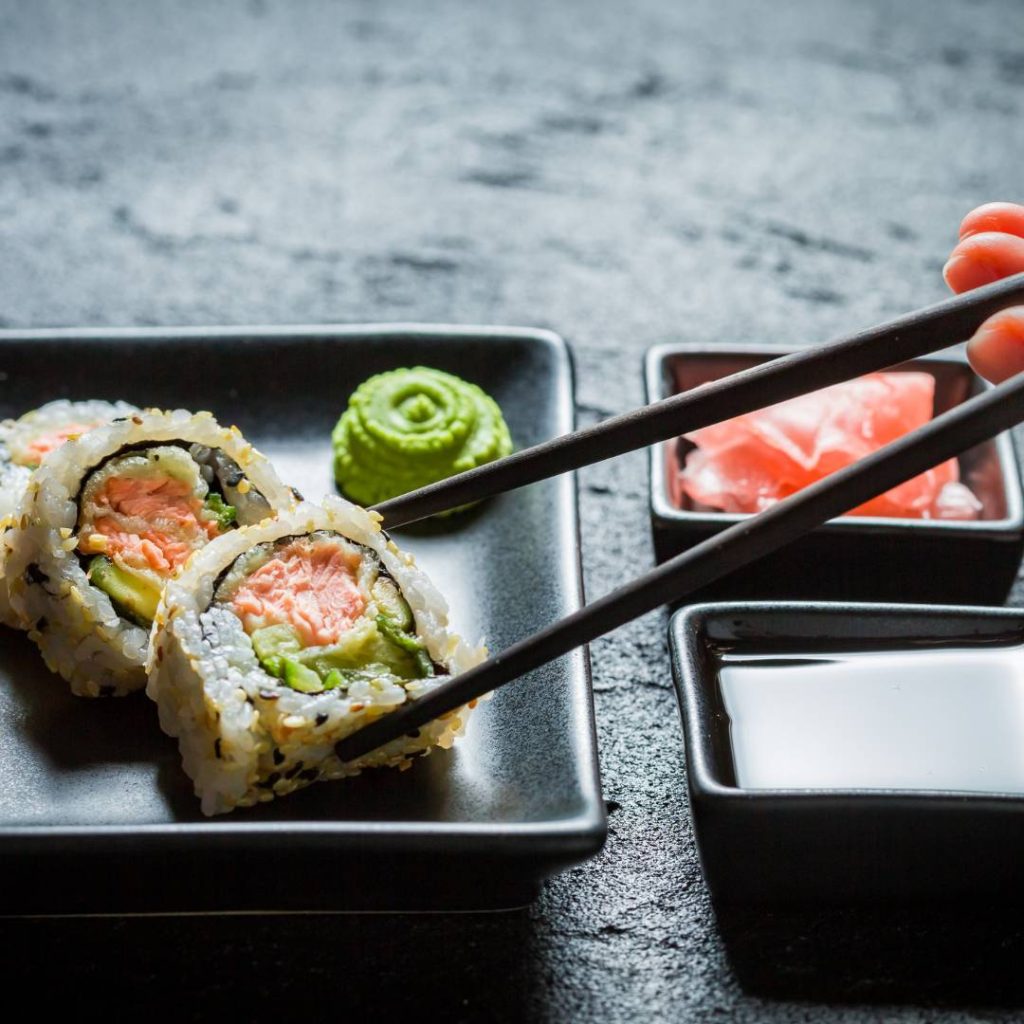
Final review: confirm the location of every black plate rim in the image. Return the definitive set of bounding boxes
[0,322,568,346]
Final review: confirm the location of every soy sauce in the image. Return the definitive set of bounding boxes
[717,645,1024,792]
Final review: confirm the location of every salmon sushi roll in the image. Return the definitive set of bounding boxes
[4,409,295,696]
[146,496,486,815]
[0,399,138,627]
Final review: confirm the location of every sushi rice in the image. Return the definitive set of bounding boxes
[3,409,295,697]
[147,496,487,816]
[0,399,139,628]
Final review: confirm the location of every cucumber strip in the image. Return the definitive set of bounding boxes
[371,576,413,630]
[203,492,237,531]
[376,614,434,678]
[322,669,346,691]
[281,657,323,694]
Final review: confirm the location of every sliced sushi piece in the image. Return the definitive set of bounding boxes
[0,399,139,627]
[146,497,486,816]
[3,409,295,696]
[678,371,982,520]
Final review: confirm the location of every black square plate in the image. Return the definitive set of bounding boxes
[671,601,1024,906]
[646,344,1024,604]
[0,324,605,914]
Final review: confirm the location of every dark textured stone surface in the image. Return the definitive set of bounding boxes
[2,0,1024,1019]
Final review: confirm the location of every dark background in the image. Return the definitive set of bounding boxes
[2,0,1023,1020]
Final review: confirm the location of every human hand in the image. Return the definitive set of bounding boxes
[943,202,1024,383]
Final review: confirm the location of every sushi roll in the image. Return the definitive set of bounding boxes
[0,399,138,627]
[4,409,295,696]
[146,497,486,815]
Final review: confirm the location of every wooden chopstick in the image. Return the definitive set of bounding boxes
[373,272,1024,528]
[338,365,1024,762]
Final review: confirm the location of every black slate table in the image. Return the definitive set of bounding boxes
[2,1,1024,1019]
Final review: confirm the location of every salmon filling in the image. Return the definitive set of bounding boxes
[212,531,436,695]
[22,422,96,466]
[229,539,367,647]
[83,475,222,573]
[76,444,242,626]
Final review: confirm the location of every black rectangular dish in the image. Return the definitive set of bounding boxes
[671,601,1024,906]
[0,324,605,914]
[646,344,1024,604]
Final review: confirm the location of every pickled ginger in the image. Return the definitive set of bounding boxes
[677,372,982,520]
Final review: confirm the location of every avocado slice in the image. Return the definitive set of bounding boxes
[250,624,303,677]
[249,607,431,691]
[88,556,162,627]
[295,618,420,681]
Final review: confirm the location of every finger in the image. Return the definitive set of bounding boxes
[966,306,1024,384]
[959,202,1024,241]
[942,232,1024,293]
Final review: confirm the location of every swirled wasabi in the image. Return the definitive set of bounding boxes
[332,366,513,508]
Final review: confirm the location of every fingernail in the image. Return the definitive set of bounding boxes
[942,255,960,289]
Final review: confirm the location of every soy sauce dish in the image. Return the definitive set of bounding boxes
[646,345,1024,605]
[670,602,1024,906]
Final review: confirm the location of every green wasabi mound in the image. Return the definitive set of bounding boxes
[332,366,513,509]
